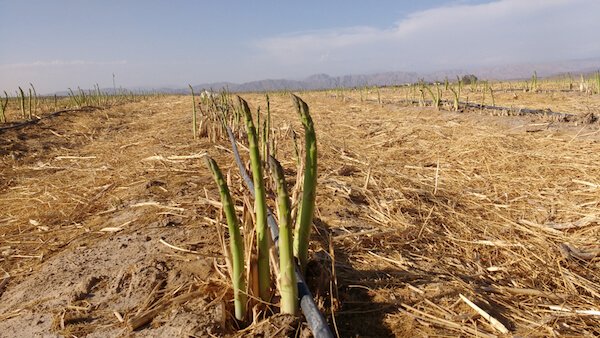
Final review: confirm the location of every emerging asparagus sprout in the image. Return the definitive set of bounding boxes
[189,85,198,139]
[28,88,32,119]
[30,83,37,116]
[531,71,538,92]
[18,87,26,119]
[0,91,8,123]
[269,156,298,315]
[449,83,460,112]
[205,156,247,321]
[204,94,333,336]
[424,83,441,110]
[292,94,318,272]
[239,96,271,301]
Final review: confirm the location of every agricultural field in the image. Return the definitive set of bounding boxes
[1,81,600,337]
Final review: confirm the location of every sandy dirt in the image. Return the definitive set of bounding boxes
[1,89,599,337]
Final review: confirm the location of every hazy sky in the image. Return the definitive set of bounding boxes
[1,0,599,94]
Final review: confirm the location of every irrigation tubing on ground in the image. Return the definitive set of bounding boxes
[453,100,575,118]
[226,126,334,338]
[391,99,575,119]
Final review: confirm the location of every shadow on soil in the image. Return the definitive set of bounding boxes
[306,216,517,337]
[304,218,444,337]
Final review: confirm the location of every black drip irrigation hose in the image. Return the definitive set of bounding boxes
[456,100,574,119]
[226,126,334,338]
[392,99,576,119]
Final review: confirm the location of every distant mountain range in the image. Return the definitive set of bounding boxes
[55,57,600,95]
[185,57,600,93]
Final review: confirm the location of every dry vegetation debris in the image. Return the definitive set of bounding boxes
[0,87,599,337]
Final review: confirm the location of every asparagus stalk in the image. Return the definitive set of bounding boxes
[18,87,25,119]
[226,113,334,337]
[269,156,298,314]
[239,96,270,301]
[265,94,272,158]
[449,87,459,111]
[189,85,197,139]
[28,88,32,119]
[30,83,37,116]
[205,156,247,321]
[0,91,8,123]
[291,94,317,272]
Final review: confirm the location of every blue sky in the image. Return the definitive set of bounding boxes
[1,0,599,93]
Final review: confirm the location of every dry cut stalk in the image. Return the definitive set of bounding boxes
[459,294,509,334]
[292,94,318,272]
[205,156,247,321]
[269,156,298,314]
[239,96,270,301]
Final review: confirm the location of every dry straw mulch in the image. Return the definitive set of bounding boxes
[0,89,599,337]
[261,89,600,337]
